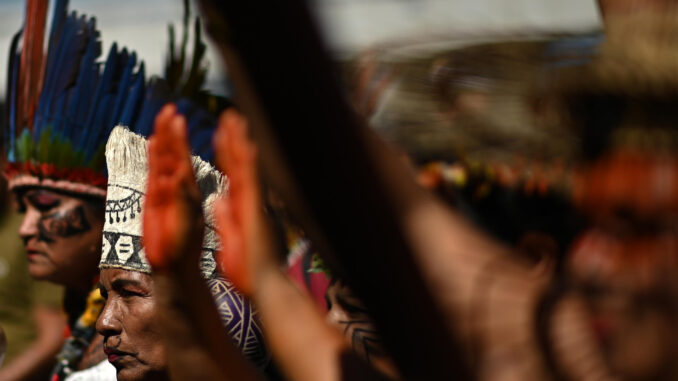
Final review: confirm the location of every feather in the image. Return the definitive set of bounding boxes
[38,0,67,123]
[181,17,207,97]
[36,12,89,140]
[47,0,69,54]
[174,98,216,162]
[19,0,48,131]
[78,42,118,150]
[106,50,136,133]
[6,29,23,161]
[63,17,100,141]
[133,79,171,137]
[118,62,146,127]
[83,47,130,155]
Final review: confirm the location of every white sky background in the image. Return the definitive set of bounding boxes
[0,0,230,100]
[0,0,602,100]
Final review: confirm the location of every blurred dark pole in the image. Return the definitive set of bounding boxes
[195,0,470,379]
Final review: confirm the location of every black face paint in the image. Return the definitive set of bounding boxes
[338,319,386,363]
[328,282,387,363]
[38,206,91,242]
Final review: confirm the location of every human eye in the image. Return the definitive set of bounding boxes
[27,192,61,212]
[15,199,26,213]
[98,285,108,300]
[337,295,370,316]
[119,287,147,298]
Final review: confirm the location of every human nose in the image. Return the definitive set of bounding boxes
[18,209,40,241]
[96,298,123,339]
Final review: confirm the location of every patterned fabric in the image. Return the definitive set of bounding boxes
[208,279,269,368]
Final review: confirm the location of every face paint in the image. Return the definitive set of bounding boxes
[38,205,91,242]
[326,281,386,363]
[338,318,386,361]
[16,188,104,289]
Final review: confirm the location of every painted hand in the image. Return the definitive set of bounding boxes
[144,104,204,271]
[214,110,277,297]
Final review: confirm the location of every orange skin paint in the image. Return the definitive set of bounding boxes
[213,110,278,297]
[144,104,277,297]
[143,104,204,272]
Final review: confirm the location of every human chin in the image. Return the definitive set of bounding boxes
[114,361,166,381]
[25,249,58,281]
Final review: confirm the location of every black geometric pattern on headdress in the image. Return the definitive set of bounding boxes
[102,231,120,264]
[101,232,149,272]
[105,185,144,224]
[207,278,269,368]
[123,236,146,268]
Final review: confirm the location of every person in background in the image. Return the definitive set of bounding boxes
[96,107,267,381]
[0,165,65,381]
[3,0,156,378]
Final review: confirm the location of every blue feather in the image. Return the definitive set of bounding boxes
[63,18,100,142]
[118,62,145,127]
[39,0,69,122]
[37,13,87,140]
[81,48,130,156]
[107,50,136,131]
[176,98,216,162]
[6,29,23,161]
[79,42,119,151]
[47,0,69,54]
[133,80,171,137]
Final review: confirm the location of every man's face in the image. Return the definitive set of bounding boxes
[15,188,104,289]
[97,268,167,381]
[567,150,678,380]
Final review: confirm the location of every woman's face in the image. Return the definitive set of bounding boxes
[97,268,167,381]
[15,188,103,289]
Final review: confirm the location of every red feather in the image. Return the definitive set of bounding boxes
[19,0,48,130]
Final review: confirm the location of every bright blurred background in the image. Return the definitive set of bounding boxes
[0,0,603,101]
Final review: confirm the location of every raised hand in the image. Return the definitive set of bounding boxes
[213,110,278,297]
[144,103,204,271]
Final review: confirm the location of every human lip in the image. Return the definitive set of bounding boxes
[24,245,44,258]
[103,347,131,363]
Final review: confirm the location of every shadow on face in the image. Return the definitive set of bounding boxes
[97,268,168,381]
[14,187,104,290]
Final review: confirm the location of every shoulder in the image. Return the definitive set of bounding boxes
[64,360,116,381]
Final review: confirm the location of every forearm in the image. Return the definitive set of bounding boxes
[0,345,54,381]
[0,307,64,381]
